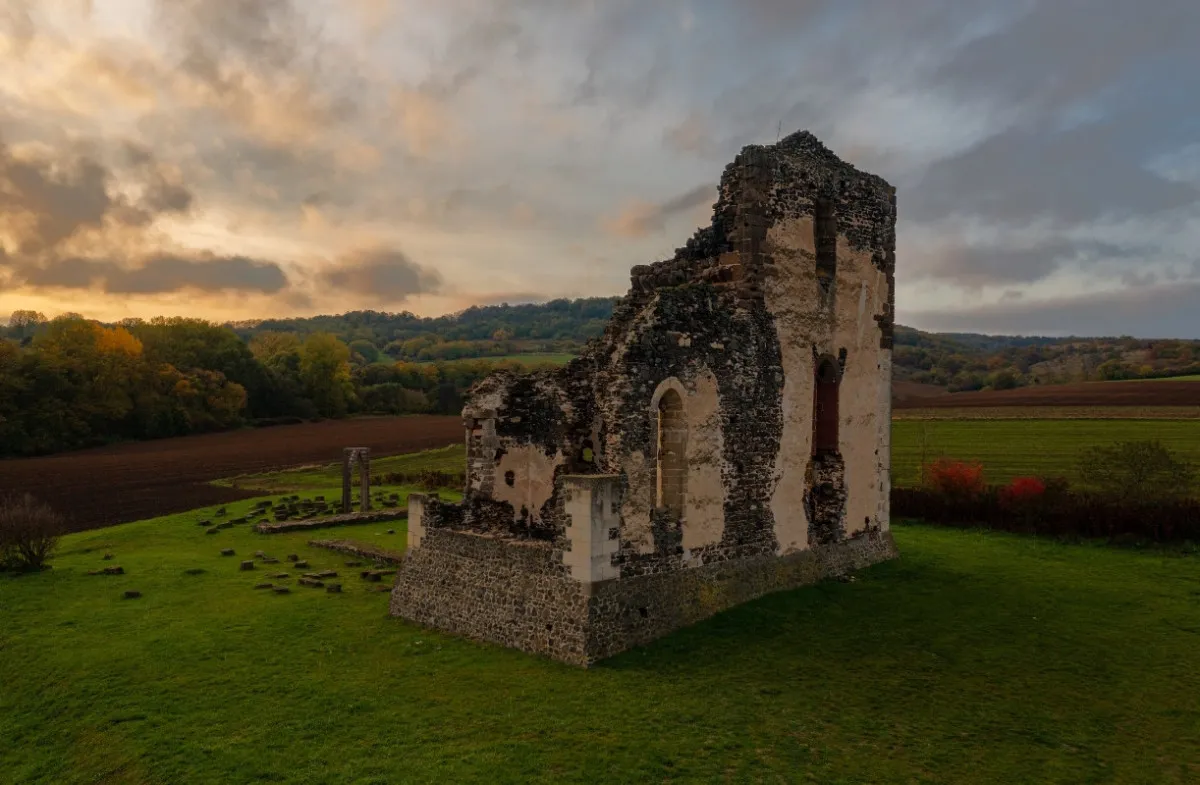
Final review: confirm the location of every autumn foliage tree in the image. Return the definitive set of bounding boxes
[301,332,355,417]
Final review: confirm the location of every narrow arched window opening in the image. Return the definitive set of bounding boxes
[813,359,840,455]
[815,198,837,290]
[656,389,686,515]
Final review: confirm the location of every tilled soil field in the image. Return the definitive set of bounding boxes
[0,416,462,533]
[894,380,1200,409]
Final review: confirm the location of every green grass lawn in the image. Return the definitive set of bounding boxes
[410,353,576,367]
[3,511,1199,783]
[1136,374,1200,382]
[217,444,467,492]
[892,418,1200,488]
[224,418,1200,496]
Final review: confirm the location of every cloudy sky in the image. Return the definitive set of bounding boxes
[2,1,1198,337]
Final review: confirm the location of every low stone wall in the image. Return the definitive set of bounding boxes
[307,539,405,565]
[255,510,406,534]
[390,528,590,664]
[390,527,897,667]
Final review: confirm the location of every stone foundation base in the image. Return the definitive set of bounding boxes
[389,528,898,667]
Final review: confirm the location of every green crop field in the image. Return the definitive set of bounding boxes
[891,418,1200,488]
[3,506,1199,783]
[1137,374,1200,382]
[220,417,1200,495]
[411,353,576,367]
[217,444,467,493]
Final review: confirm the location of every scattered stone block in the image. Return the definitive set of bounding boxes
[184,568,206,576]
[298,577,324,588]
[123,590,141,599]
[373,585,391,593]
[254,550,266,558]
[287,554,299,562]
[268,572,290,579]
[87,565,125,576]
[387,529,395,535]
[314,570,338,579]
[273,586,291,594]
[254,582,274,590]
[220,548,235,556]
[326,583,342,593]
[239,561,255,571]
[294,560,309,569]
[345,561,363,567]
[363,571,381,582]
[197,520,212,526]
[262,557,280,564]
[102,553,114,560]
[215,506,227,516]
[205,528,220,535]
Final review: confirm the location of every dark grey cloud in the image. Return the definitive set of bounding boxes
[910,121,1200,225]
[907,281,1200,339]
[317,248,443,304]
[0,138,196,254]
[9,253,289,295]
[916,239,1139,287]
[0,141,114,254]
[932,1,1200,114]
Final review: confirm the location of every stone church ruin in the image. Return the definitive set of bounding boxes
[390,130,899,666]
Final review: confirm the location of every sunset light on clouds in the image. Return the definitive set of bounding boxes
[2,1,1199,335]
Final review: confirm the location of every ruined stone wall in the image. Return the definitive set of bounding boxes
[395,482,897,668]
[391,130,898,667]
[389,528,591,664]
[757,136,896,551]
[429,129,895,574]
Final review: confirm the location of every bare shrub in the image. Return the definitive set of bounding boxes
[0,494,65,571]
[1077,440,1196,502]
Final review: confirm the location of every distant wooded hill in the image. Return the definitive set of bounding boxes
[225,301,1200,391]
[3,299,1199,457]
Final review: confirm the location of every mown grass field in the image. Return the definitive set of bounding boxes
[893,405,1200,420]
[1140,374,1200,382]
[220,416,1200,495]
[891,418,1200,488]
[3,509,1198,784]
[410,353,576,367]
[215,444,467,493]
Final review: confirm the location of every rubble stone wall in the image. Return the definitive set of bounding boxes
[389,528,590,664]
[390,130,898,666]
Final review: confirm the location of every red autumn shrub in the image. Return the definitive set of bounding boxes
[922,459,986,499]
[999,476,1047,506]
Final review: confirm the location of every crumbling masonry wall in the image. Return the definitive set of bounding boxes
[390,130,898,666]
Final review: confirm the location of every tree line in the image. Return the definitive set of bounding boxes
[4,301,1199,457]
[0,311,562,457]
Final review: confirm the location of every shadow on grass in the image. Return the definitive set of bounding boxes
[598,540,1137,678]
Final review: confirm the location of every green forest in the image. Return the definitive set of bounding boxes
[3,300,1199,457]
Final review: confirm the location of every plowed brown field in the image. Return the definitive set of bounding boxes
[894,380,1200,409]
[0,416,462,532]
